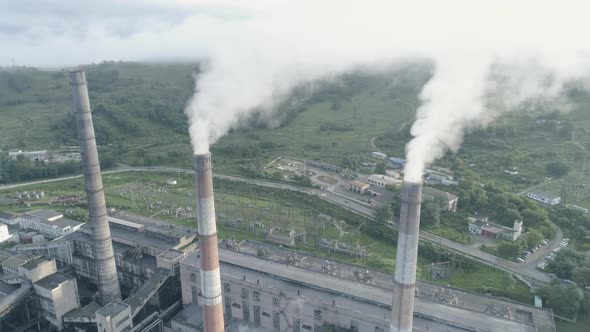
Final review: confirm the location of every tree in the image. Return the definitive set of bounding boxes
[538,283,584,318]
[501,272,516,291]
[572,266,590,288]
[375,205,393,223]
[497,241,521,259]
[546,160,571,177]
[525,230,544,249]
[421,203,440,228]
[374,162,386,175]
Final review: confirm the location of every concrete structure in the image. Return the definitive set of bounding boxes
[34,272,80,330]
[527,192,561,206]
[193,152,224,332]
[18,257,57,283]
[345,180,370,194]
[2,254,33,274]
[0,224,10,243]
[8,150,49,162]
[422,187,459,213]
[468,217,523,241]
[18,210,84,239]
[305,160,343,173]
[0,212,19,225]
[372,152,387,160]
[391,181,422,332]
[177,240,555,332]
[96,300,133,332]
[368,174,399,188]
[70,70,121,305]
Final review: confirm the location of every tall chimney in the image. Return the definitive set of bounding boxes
[70,70,122,305]
[193,153,224,332]
[391,181,422,332]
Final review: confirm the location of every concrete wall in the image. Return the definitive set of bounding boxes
[34,276,80,330]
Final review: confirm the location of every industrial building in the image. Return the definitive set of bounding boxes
[527,192,562,206]
[8,150,50,163]
[468,217,524,241]
[175,240,556,332]
[17,209,84,239]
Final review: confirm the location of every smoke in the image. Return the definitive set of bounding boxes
[3,1,590,159]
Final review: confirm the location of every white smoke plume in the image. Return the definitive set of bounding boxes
[2,1,590,164]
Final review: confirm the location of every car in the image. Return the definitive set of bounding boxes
[516,258,525,263]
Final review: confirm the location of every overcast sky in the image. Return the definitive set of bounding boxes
[2,0,588,69]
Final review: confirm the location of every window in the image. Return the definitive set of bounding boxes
[272,297,280,306]
[254,305,261,326]
[191,285,199,302]
[224,296,232,318]
[314,309,322,321]
[253,291,260,302]
[375,327,385,332]
[189,272,197,283]
[243,301,250,321]
[293,318,301,332]
[223,282,231,293]
[350,320,359,332]
[273,310,280,330]
[241,288,249,299]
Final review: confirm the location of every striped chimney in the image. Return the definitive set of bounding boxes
[391,181,423,332]
[193,153,224,331]
[70,70,122,305]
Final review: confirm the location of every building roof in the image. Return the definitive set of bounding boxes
[34,272,73,290]
[2,254,32,269]
[422,186,458,202]
[349,180,368,188]
[0,212,17,220]
[96,300,130,317]
[26,210,63,221]
[48,217,84,229]
[0,280,18,298]
[368,187,395,204]
[368,174,398,183]
[20,257,52,271]
[468,218,488,228]
[172,303,202,329]
[528,192,560,201]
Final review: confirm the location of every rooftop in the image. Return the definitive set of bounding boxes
[171,303,201,329]
[0,280,18,298]
[348,180,368,188]
[48,217,84,229]
[205,241,555,332]
[2,254,32,268]
[0,212,17,220]
[26,210,63,221]
[422,186,458,202]
[20,257,52,271]
[528,192,560,200]
[158,249,185,261]
[97,300,130,317]
[35,272,73,290]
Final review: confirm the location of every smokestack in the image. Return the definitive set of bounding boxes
[391,181,422,332]
[69,70,122,305]
[193,152,224,332]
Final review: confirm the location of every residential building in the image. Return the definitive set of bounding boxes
[33,273,80,330]
[422,187,459,213]
[468,217,523,241]
[345,180,369,194]
[17,210,83,239]
[371,152,387,160]
[367,174,399,188]
[527,192,561,206]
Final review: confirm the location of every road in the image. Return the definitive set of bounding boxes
[0,166,551,285]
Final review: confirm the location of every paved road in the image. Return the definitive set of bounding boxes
[0,166,550,285]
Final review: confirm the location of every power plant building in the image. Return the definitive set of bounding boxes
[175,240,556,332]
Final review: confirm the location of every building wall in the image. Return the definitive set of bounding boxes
[19,216,81,239]
[180,257,389,332]
[96,302,133,332]
[34,277,80,330]
[0,224,10,243]
[19,259,57,283]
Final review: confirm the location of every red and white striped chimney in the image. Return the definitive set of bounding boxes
[193,152,224,332]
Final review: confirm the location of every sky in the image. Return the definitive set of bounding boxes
[4,0,590,178]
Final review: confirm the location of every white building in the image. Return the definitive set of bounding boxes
[0,224,10,243]
[371,152,387,160]
[8,150,49,162]
[468,217,523,241]
[34,273,80,330]
[527,192,561,206]
[367,174,399,188]
[96,300,134,332]
[18,210,84,239]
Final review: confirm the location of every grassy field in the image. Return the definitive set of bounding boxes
[0,170,534,303]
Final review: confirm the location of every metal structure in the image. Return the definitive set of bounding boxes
[193,152,224,332]
[69,70,122,305]
[391,181,423,332]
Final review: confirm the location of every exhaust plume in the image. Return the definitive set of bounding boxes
[3,0,590,159]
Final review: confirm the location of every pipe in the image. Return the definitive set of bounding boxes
[193,152,224,332]
[391,181,423,332]
[70,70,122,305]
